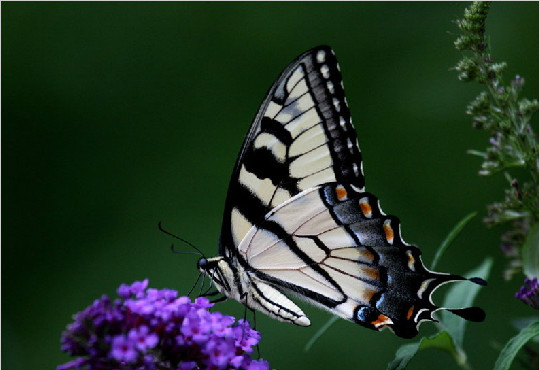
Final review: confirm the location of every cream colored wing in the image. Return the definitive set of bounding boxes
[238,185,380,322]
[219,46,364,258]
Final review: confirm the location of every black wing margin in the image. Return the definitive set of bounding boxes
[219,45,365,257]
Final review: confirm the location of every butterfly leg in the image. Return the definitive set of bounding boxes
[240,292,249,323]
[200,289,228,304]
[251,310,262,359]
[200,290,221,297]
[209,295,228,304]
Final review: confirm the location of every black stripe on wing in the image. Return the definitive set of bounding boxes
[220,46,364,258]
[252,219,348,309]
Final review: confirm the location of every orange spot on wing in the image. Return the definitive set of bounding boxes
[407,251,415,266]
[372,314,392,328]
[336,186,348,200]
[359,249,375,262]
[383,221,394,243]
[406,305,415,320]
[359,200,372,217]
[362,267,380,281]
[362,289,377,303]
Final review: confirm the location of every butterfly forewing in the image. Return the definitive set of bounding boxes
[220,46,364,256]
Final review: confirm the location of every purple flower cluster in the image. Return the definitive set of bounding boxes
[59,279,269,370]
[515,277,539,310]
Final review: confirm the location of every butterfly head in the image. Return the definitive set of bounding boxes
[196,257,210,271]
[197,256,236,295]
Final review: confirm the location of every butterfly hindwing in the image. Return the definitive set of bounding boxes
[220,46,364,257]
[237,183,453,338]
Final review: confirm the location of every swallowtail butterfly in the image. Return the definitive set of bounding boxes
[196,46,485,338]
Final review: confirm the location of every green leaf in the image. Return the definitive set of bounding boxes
[466,149,487,158]
[493,320,539,370]
[304,315,338,352]
[387,331,462,370]
[431,212,477,270]
[387,342,422,370]
[439,257,492,348]
[512,317,539,343]
[522,221,539,279]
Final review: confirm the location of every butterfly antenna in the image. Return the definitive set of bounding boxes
[169,244,201,255]
[158,222,204,256]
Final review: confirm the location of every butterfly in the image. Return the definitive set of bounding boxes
[196,45,485,338]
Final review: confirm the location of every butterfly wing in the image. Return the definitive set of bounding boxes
[206,46,485,338]
[237,183,483,338]
[219,46,364,258]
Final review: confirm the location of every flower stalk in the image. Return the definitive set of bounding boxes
[454,1,539,281]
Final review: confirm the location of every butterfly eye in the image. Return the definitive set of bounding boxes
[197,257,208,270]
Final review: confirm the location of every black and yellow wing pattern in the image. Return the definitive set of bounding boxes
[197,45,485,338]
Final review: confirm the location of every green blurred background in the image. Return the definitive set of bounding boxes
[2,2,538,369]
